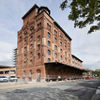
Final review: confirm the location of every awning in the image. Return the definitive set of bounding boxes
[44,62,88,72]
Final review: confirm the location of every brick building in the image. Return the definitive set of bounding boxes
[16,4,86,81]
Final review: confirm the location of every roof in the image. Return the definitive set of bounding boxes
[44,62,87,71]
[72,55,83,62]
[0,65,15,68]
[54,21,72,40]
[22,4,39,19]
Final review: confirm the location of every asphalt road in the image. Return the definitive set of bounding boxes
[0,79,100,100]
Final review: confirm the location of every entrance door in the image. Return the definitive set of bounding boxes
[36,69,41,82]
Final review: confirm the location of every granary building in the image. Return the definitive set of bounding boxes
[16,4,87,81]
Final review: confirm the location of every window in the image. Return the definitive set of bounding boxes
[30,70,32,76]
[54,53,57,58]
[38,53,40,59]
[61,55,63,60]
[30,52,33,57]
[65,45,67,48]
[48,58,50,62]
[65,51,67,55]
[37,35,40,40]
[24,70,26,76]
[37,23,42,29]
[24,32,27,37]
[65,57,67,61]
[48,32,51,37]
[24,54,26,59]
[48,41,50,46]
[19,36,22,41]
[54,45,57,50]
[30,44,33,49]
[30,27,34,34]
[60,42,62,46]
[38,44,40,50]
[60,49,62,53]
[48,50,51,55]
[24,61,26,66]
[24,47,27,51]
[25,40,27,44]
[54,38,57,42]
[30,60,33,64]
[60,34,63,38]
[47,23,51,31]
[30,36,33,41]
[54,30,57,35]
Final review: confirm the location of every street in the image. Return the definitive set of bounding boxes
[0,79,100,100]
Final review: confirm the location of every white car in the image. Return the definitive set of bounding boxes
[8,76,17,82]
[0,76,8,82]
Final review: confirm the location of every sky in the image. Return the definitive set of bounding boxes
[0,0,100,70]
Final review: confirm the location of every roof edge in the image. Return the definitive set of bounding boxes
[54,21,72,40]
[72,54,83,62]
[22,4,39,19]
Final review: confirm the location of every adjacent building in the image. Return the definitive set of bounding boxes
[16,4,86,81]
[0,65,16,77]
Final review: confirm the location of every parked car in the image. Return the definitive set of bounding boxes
[8,76,17,82]
[0,76,8,82]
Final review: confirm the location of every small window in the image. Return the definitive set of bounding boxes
[24,61,26,66]
[61,55,63,60]
[65,57,67,61]
[37,23,42,29]
[30,27,34,34]
[24,32,28,37]
[37,35,40,40]
[60,49,62,53]
[54,53,57,58]
[25,40,27,44]
[38,44,40,50]
[24,54,26,59]
[24,70,26,76]
[54,45,57,50]
[60,42,62,46]
[38,53,40,59]
[48,58,50,62]
[48,41,50,46]
[30,52,33,57]
[54,38,57,42]
[54,30,57,35]
[30,36,33,41]
[30,70,32,76]
[47,23,51,31]
[30,44,33,49]
[24,47,27,51]
[65,51,67,55]
[60,34,63,38]
[19,36,22,41]
[48,50,51,55]
[48,32,51,37]
[30,60,33,64]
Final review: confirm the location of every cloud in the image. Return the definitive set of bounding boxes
[0,41,15,66]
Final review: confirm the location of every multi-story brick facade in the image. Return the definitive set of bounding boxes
[16,4,86,81]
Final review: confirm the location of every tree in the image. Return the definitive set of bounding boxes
[60,0,100,33]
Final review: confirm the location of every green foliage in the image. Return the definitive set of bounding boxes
[60,0,100,33]
[92,69,100,77]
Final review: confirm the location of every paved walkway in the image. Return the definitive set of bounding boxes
[0,79,100,100]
